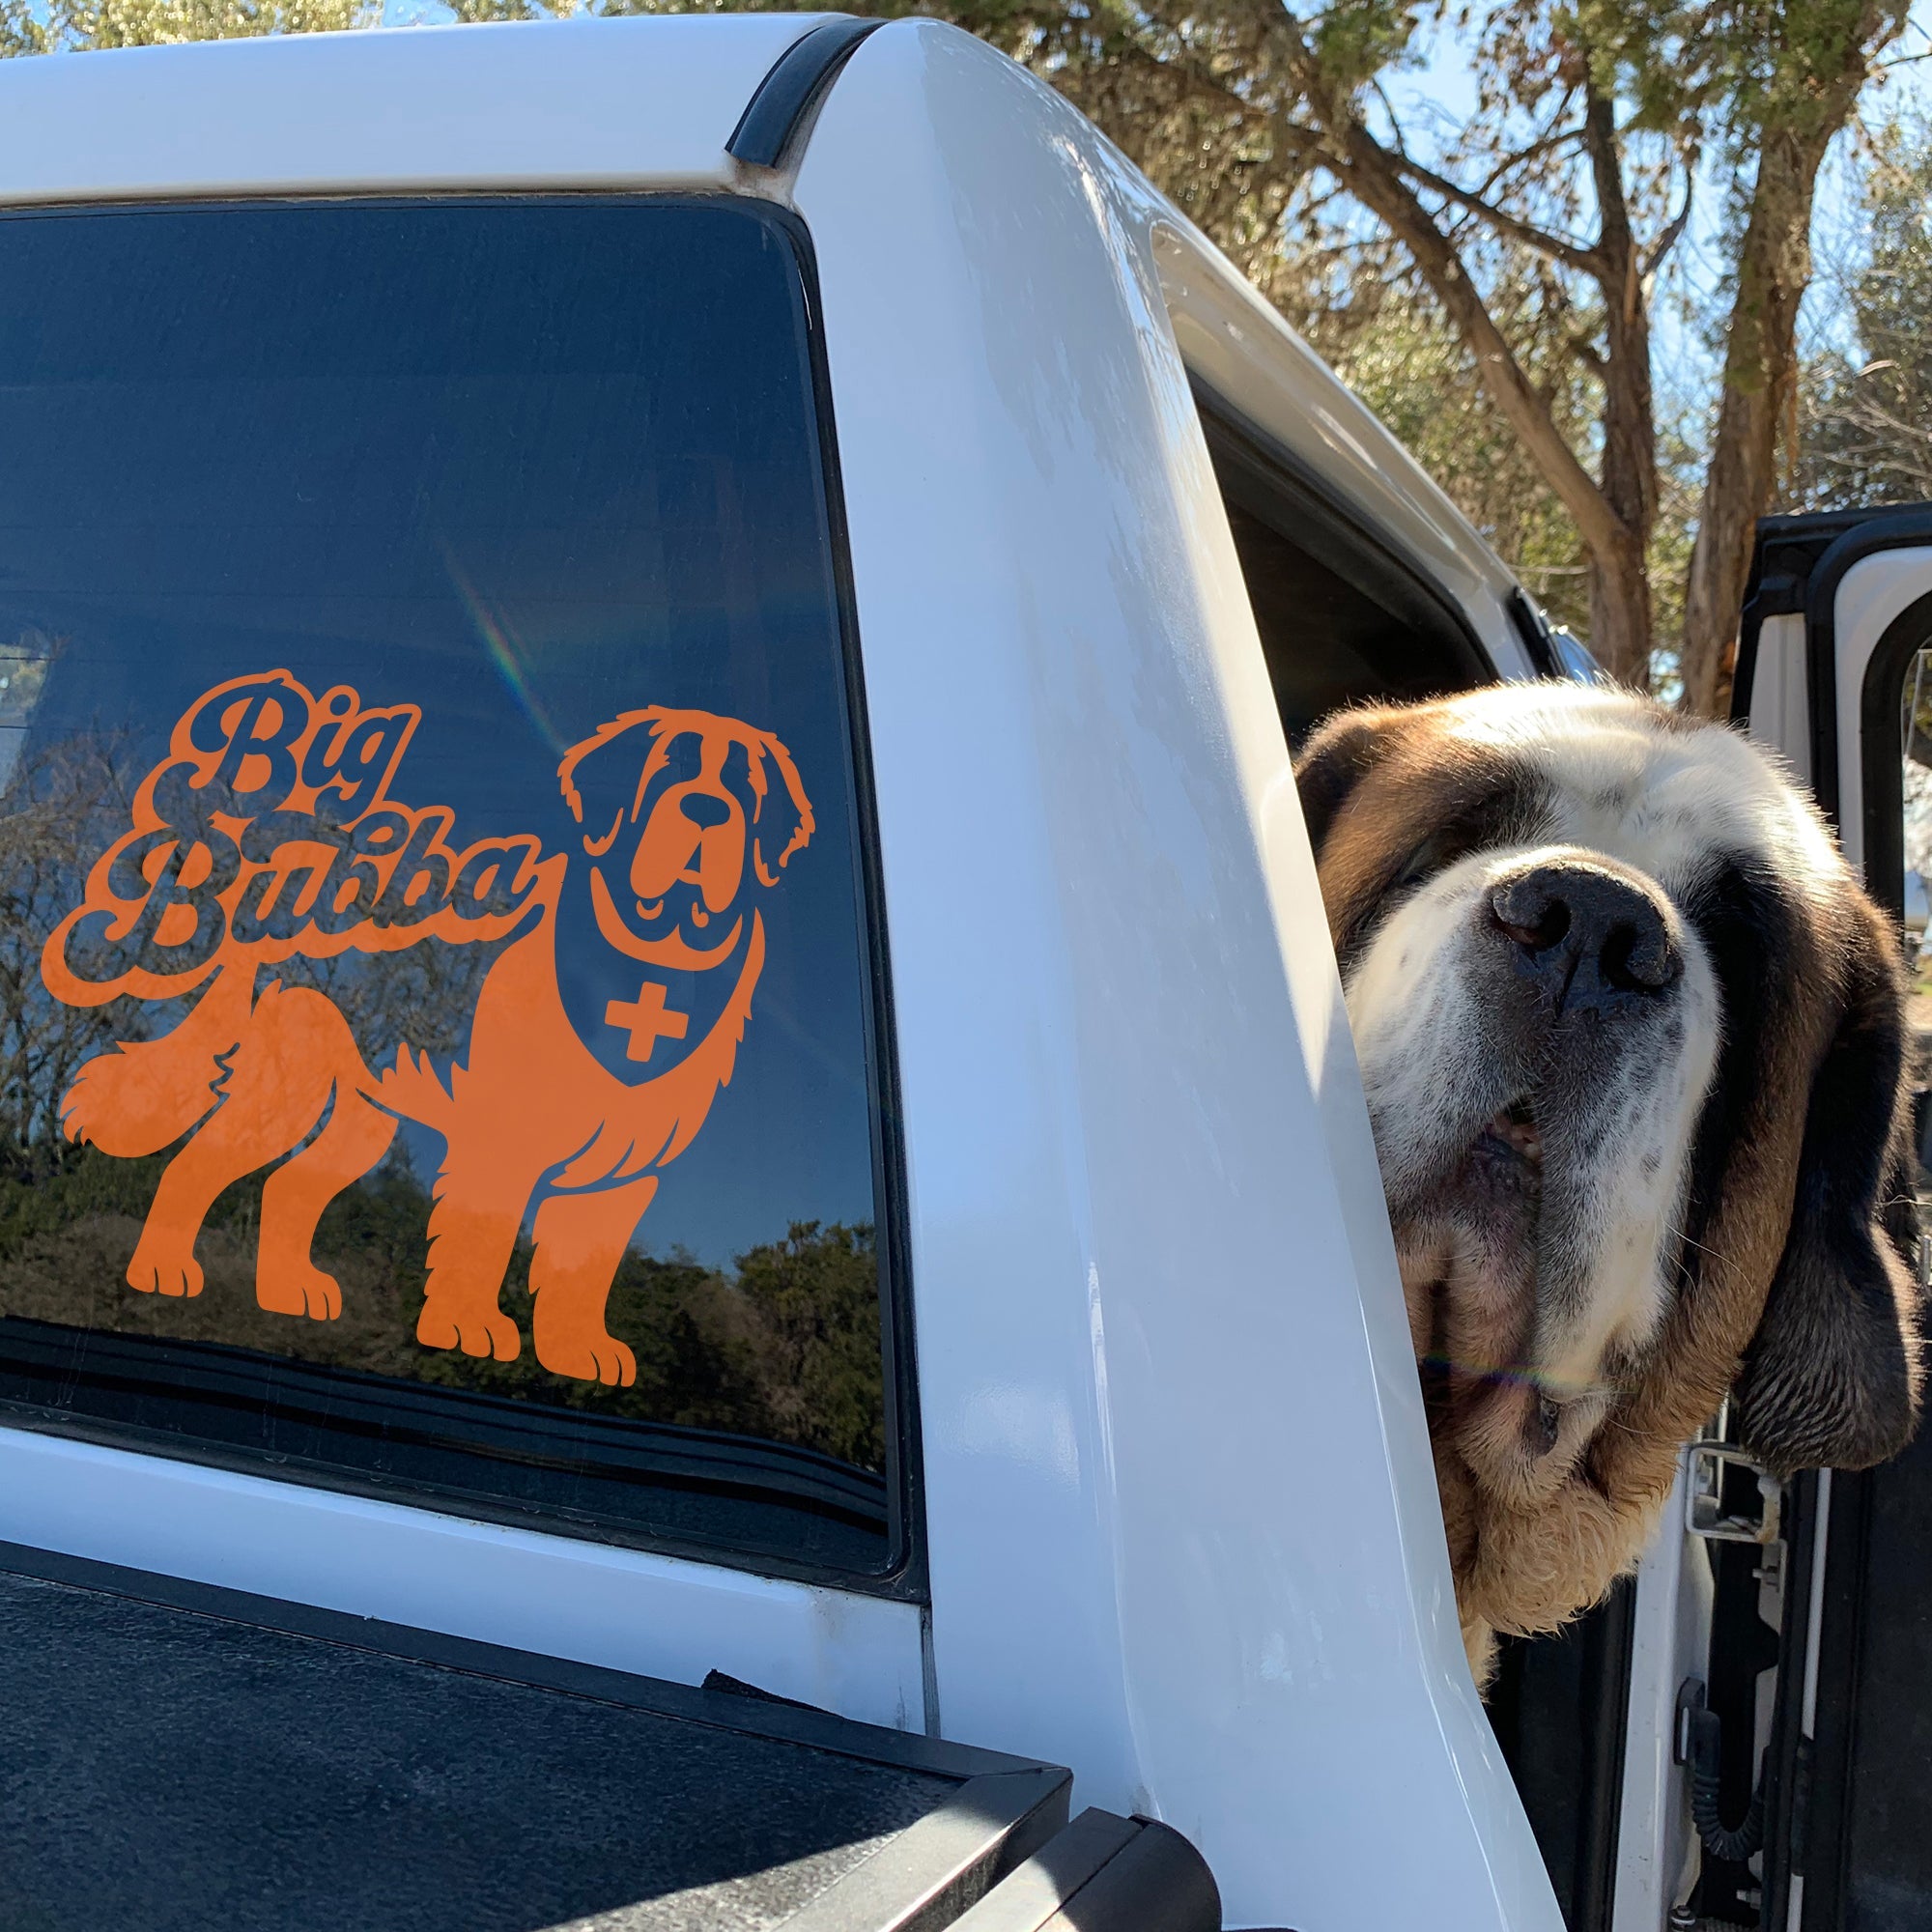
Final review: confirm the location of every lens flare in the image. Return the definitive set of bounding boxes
[443,548,568,761]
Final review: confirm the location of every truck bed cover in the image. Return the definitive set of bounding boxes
[0,1544,1210,1932]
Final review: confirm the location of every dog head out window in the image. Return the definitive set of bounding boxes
[0,198,908,1586]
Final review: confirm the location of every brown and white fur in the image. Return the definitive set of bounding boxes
[1296,681,1924,1686]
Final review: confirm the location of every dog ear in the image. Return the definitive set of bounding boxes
[1735,911,1925,1474]
[558,712,661,856]
[1293,704,1398,858]
[747,733,814,886]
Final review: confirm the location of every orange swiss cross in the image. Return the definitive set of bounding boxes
[604,979,690,1064]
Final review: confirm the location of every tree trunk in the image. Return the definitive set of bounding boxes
[1583,83,1658,693]
[1681,6,1903,718]
[1321,122,1654,683]
[1680,133,1831,717]
[1587,543,1654,689]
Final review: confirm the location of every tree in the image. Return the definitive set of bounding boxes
[2,0,1908,713]
[450,0,1899,711]
[1794,114,1932,510]
[1275,230,1604,640]
[0,0,367,51]
[988,0,1907,710]
[1675,1,1911,712]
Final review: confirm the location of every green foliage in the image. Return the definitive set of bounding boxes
[736,1221,888,1471]
[1298,272,1598,639]
[1310,0,1426,95]
[0,0,373,52]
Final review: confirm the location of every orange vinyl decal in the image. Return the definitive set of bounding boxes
[40,674,815,1384]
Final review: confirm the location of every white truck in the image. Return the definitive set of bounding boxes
[0,16,1926,1932]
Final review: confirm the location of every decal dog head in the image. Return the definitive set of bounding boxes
[556,707,812,981]
[1296,681,1923,1682]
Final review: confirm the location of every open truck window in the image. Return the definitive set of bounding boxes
[0,196,913,1590]
[1190,390,1496,744]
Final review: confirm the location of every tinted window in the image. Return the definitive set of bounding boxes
[0,198,907,1583]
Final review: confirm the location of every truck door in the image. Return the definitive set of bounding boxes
[1729,503,1932,1930]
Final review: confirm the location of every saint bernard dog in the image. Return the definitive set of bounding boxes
[1295,680,1925,1684]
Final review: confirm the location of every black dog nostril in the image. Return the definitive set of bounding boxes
[1490,860,1676,1012]
[1491,882,1573,954]
[1601,922,1682,992]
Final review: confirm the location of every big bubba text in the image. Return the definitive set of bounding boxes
[45,671,554,1005]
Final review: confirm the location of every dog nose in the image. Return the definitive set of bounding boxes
[1490,860,1679,1012]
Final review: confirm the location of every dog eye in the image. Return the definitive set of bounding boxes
[1393,834,1450,893]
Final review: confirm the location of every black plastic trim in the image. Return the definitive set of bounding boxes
[1760,1471,1829,1930]
[952,1809,1222,1932]
[1060,1819,1220,1932]
[727,16,883,170]
[950,1810,1139,1932]
[780,1768,1074,1932]
[1733,506,1925,728]
[1508,588,1562,678]
[1730,503,1932,821]
[0,1319,886,1526]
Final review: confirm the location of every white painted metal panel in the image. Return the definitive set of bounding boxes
[0,1428,926,1727]
[1832,547,1932,872]
[800,21,1558,1928]
[1747,611,1813,789]
[0,15,824,203]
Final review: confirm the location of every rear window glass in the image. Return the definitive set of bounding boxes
[0,197,908,1584]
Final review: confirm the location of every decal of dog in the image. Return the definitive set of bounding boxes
[1295,680,1924,1684]
[42,672,812,1385]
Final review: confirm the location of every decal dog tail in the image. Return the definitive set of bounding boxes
[365,1045,461,1139]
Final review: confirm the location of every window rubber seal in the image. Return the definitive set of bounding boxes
[727,16,884,171]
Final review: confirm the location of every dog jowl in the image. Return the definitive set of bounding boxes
[41,669,813,1385]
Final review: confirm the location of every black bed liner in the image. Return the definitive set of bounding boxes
[0,1542,1218,1932]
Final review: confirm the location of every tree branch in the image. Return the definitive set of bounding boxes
[1229,0,1634,578]
[1334,129,1633,568]
[1389,149,1603,277]
[1641,168,1694,281]
[1469,116,1585,206]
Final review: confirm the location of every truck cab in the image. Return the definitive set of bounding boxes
[3,16,1911,1932]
